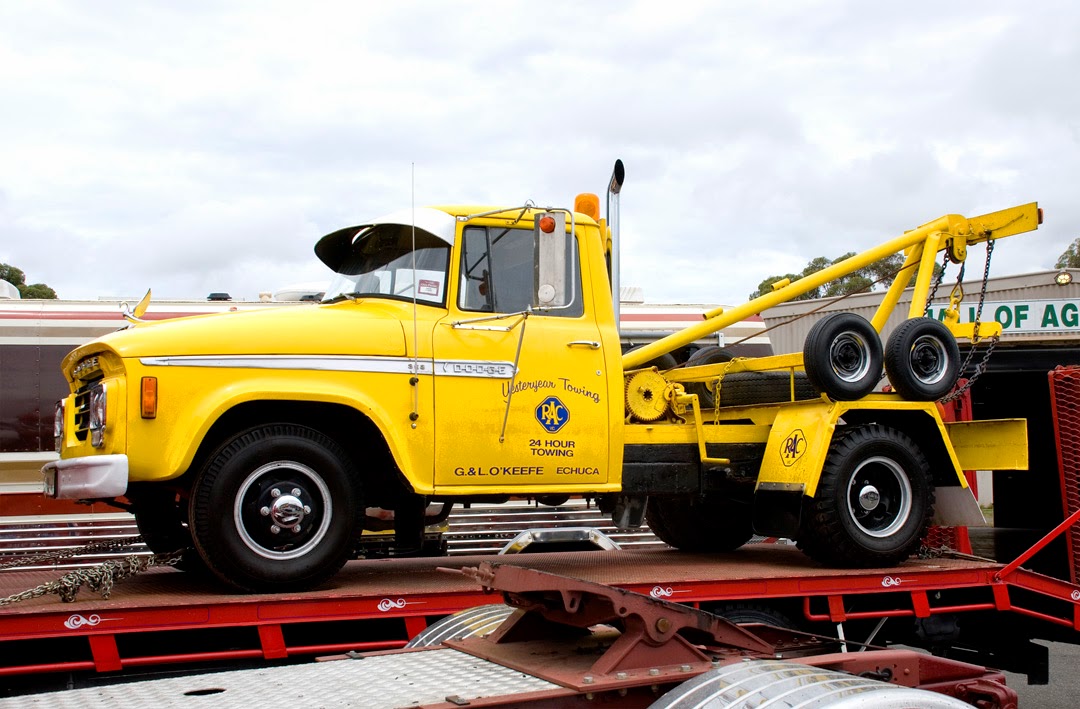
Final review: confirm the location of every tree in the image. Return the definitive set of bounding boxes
[0,262,58,299]
[1056,238,1080,269]
[20,283,58,299]
[749,252,929,302]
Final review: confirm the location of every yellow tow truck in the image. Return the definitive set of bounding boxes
[44,161,1037,591]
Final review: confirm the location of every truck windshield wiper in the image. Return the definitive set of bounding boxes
[323,292,362,304]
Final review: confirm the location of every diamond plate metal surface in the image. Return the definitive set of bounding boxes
[0,649,559,708]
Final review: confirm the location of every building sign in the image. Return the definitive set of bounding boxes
[924,299,1080,335]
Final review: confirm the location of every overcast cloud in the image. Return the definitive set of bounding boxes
[1,1,1078,305]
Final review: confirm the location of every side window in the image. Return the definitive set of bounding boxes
[459,226,583,316]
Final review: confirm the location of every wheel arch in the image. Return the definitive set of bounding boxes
[840,408,965,488]
[185,398,421,505]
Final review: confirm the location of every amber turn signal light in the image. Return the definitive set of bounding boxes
[538,215,556,233]
[141,377,157,419]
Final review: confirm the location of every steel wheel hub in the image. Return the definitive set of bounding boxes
[235,461,332,560]
[265,490,309,530]
[846,456,912,538]
[857,485,881,511]
[910,335,947,384]
[830,332,871,383]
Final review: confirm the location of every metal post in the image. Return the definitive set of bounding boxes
[607,160,625,326]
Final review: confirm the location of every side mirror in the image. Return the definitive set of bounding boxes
[535,212,569,307]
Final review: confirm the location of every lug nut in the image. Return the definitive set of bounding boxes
[303,505,311,514]
[271,488,281,498]
[292,524,302,533]
[260,506,270,516]
[291,488,301,497]
[270,525,281,534]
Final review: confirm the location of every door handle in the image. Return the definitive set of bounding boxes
[567,340,601,349]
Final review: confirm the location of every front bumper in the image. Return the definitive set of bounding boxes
[42,454,129,499]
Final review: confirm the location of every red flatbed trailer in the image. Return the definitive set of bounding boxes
[1,542,1079,684]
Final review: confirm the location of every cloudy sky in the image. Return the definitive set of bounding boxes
[1,1,1078,306]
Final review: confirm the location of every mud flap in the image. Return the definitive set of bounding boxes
[752,483,804,538]
[932,486,988,527]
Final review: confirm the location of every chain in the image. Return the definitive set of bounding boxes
[923,250,951,315]
[941,241,996,403]
[0,548,184,607]
[0,534,146,571]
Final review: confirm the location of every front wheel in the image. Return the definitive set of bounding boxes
[797,425,933,567]
[190,424,363,592]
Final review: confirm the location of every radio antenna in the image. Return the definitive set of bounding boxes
[409,163,420,427]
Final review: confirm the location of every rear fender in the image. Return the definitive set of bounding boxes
[752,399,1004,531]
[754,400,840,498]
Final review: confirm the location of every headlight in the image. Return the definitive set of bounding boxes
[53,400,65,452]
[89,385,107,448]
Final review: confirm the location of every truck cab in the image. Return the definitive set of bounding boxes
[45,199,628,591]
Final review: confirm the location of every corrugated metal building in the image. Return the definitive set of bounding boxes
[761,268,1080,354]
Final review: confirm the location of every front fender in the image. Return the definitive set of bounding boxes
[125,361,433,492]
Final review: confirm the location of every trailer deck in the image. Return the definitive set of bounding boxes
[2,543,1078,682]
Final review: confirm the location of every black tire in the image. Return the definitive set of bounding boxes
[718,371,818,407]
[190,424,363,592]
[797,425,933,567]
[624,344,679,371]
[803,313,883,401]
[127,484,205,572]
[646,495,754,552]
[884,318,961,401]
[712,603,799,630]
[684,346,734,408]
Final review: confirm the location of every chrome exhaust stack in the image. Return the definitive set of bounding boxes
[607,159,625,324]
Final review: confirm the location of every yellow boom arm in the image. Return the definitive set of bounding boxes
[622,203,1041,370]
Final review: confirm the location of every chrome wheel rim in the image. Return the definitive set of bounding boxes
[846,456,912,538]
[234,461,333,560]
[830,331,872,383]
[909,334,948,385]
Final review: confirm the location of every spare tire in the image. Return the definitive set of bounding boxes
[884,317,961,401]
[624,344,679,371]
[803,313,883,401]
[684,346,735,408]
[718,371,818,408]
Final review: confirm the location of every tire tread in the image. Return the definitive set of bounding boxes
[796,425,934,567]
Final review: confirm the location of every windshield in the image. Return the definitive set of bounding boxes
[322,224,450,305]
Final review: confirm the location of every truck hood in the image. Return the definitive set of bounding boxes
[81,302,409,360]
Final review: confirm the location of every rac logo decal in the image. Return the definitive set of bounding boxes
[536,396,570,433]
[780,429,806,467]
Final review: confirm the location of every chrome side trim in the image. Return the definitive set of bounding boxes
[139,355,516,379]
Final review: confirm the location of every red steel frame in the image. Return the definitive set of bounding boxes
[1,377,1079,680]
[1,541,1079,680]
